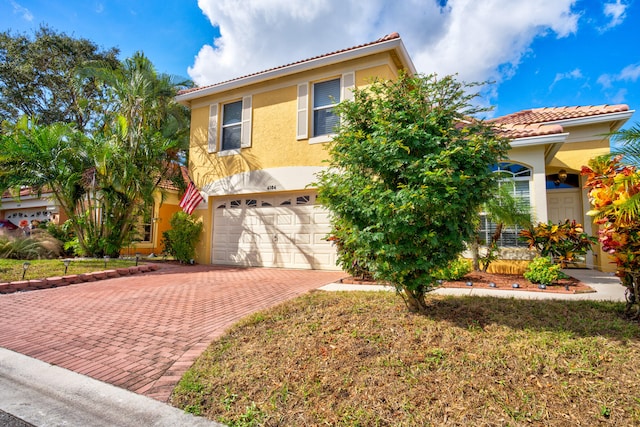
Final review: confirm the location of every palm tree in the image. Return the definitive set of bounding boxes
[470,183,532,271]
[1,53,192,258]
[79,52,192,256]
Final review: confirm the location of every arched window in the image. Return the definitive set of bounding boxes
[479,162,532,247]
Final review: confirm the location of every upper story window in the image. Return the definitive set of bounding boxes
[221,100,242,151]
[297,72,355,143]
[207,95,252,154]
[312,78,340,137]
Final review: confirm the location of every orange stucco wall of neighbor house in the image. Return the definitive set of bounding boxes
[121,192,181,257]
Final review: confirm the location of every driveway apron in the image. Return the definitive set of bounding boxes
[0,264,344,402]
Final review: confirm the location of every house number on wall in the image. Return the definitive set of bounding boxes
[267,185,277,190]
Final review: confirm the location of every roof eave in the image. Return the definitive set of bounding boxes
[510,132,569,148]
[509,133,569,166]
[546,110,635,130]
[175,37,416,106]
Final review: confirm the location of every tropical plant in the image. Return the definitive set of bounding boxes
[162,212,203,263]
[523,256,567,285]
[315,73,509,312]
[0,229,62,259]
[0,52,191,258]
[519,220,596,267]
[582,154,640,318]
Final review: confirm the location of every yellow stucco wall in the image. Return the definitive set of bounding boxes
[188,53,400,186]
[186,52,403,264]
[549,140,610,172]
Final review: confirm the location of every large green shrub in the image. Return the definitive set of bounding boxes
[315,73,509,312]
[162,212,203,263]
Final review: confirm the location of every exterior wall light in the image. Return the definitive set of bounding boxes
[558,169,568,183]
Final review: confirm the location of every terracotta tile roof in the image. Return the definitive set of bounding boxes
[491,104,630,126]
[177,33,401,97]
[2,187,52,200]
[494,123,565,139]
[490,104,630,139]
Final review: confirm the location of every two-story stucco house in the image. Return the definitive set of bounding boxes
[176,33,633,272]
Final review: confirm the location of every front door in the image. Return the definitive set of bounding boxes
[547,189,582,225]
[547,189,589,267]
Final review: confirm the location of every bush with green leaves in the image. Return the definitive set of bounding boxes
[43,220,76,256]
[162,212,203,263]
[523,256,567,285]
[315,73,509,312]
[434,258,472,281]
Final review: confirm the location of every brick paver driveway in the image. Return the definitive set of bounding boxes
[0,264,344,402]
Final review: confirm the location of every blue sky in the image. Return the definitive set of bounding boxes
[1,0,639,124]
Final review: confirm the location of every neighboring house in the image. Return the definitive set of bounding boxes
[489,105,633,271]
[0,185,182,257]
[176,33,633,272]
[0,188,67,229]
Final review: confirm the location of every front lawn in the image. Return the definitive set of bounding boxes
[171,291,640,426]
[0,258,136,282]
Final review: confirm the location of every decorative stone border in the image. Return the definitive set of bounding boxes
[0,264,160,294]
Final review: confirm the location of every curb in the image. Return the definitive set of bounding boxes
[0,264,160,294]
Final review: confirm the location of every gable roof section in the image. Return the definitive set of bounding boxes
[176,33,415,105]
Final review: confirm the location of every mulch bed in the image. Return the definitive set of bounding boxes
[340,270,595,294]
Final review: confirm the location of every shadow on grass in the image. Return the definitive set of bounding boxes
[420,294,637,341]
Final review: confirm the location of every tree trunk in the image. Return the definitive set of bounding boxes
[470,236,480,271]
[402,287,427,313]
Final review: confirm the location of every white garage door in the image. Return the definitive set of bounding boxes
[212,193,339,270]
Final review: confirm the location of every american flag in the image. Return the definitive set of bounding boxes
[179,182,204,215]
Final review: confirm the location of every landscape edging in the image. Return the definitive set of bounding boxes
[0,264,160,294]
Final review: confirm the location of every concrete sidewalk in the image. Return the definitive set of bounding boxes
[0,348,224,427]
[319,268,628,302]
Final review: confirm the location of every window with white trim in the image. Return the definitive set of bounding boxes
[313,78,340,137]
[221,100,242,151]
[479,163,531,247]
[297,72,354,141]
[207,95,252,153]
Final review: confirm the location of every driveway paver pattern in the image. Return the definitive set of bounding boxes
[0,264,344,402]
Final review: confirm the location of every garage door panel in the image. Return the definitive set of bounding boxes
[295,214,312,224]
[213,194,338,270]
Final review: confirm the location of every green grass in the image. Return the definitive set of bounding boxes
[171,291,640,426]
[0,258,136,282]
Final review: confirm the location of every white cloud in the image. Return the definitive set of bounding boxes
[10,0,33,22]
[190,0,579,104]
[597,74,613,89]
[611,88,627,104]
[550,68,583,90]
[602,0,628,31]
[598,63,640,89]
[619,63,640,82]
[597,63,639,104]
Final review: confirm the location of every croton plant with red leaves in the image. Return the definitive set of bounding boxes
[582,155,640,299]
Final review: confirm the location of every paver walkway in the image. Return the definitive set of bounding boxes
[0,264,344,402]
